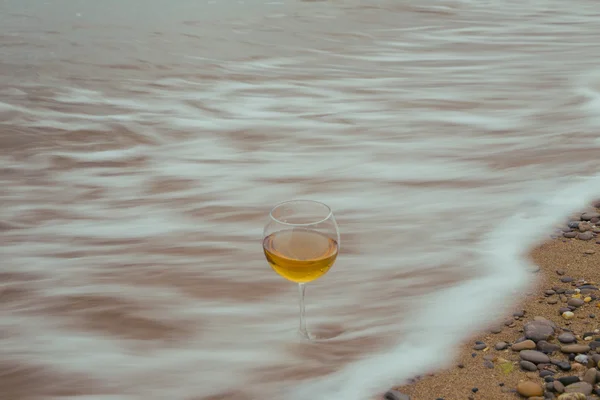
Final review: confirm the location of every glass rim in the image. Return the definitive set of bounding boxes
[269,199,333,226]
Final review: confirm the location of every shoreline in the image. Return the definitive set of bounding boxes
[387,204,600,400]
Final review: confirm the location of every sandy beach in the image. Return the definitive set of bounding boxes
[388,205,600,400]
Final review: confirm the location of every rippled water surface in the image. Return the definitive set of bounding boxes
[2,1,600,399]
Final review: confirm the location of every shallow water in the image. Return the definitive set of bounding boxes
[1,0,600,399]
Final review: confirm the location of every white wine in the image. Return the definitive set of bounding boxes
[263,229,338,283]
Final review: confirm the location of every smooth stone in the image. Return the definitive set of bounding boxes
[547,298,559,304]
[558,333,577,344]
[581,212,600,221]
[558,376,580,386]
[495,342,508,351]
[538,341,561,354]
[557,394,585,400]
[562,311,575,320]
[563,232,578,238]
[513,340,537,351]
[516,381,544,398]
[560,295,568,303]
[568,298,584,307]
[561,277,575,283]
[557,269,566,276]
[545,289,557,296]
[540,370,555,378]
[521,360,538,371]
[578,285,599,291]
[524,321,555,342]
[592,354,600,364]
[384,390,411,400]
[582,368,596,385]
[514,310,526,318]
[473,343,487,350]
[554,381,565,393]
[589,341,600,350]
[483,360,494,369]
[557,362,572,371]
[561,344,590,354]
[578,232,594,241]
[574,354,588,364]
[568,221,581,229]
[557,288,566,294]
[564,382,592,395]
[521,350,551,364]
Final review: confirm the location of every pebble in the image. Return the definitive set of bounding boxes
[557,361,572,371]
[574,354,588,364]
[557,394,585,400]
[561,277,575,283]
[567,298,584,307]
[521,350,551,364]
[538,341,561,354]
[558,376,580,386]
[384,390,411,400]
[547,298,559,305]
[520,360,538,371]
[563,232,577,238]
[513,340,537,351]
[564,381,592,395]
[516,381,544,398]
[561,344,590,354]
[560,295,568,303]
[483,360,494,369]
[524,321,555,342]
[495,341,508,351]
[473,343,487,350]
[568,221,581,229]
[562,311,575,320]
[558,333,577,344]
[514,310,526,318]
[584,250,595,255]
[583,368,597,385]
[540,370,555,378]
[578,231,594,241]
[545,289,556,296]
[557,269,566,276]
[581,212,600,221]
[554,381,565,393]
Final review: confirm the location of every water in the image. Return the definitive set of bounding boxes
[1,0,600,399]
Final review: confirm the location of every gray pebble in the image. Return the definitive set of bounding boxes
[578,231,594,240]
[563,232,577,238]
[581,212,600,221]
[561,277,574,283]
[574,354,588,364]
[537,341,560,354]
[520,360,538,371]
[567,298,584,307]
[495,341,508,351]
[524,321,555,342]
[558,332,577,344]
[483,360,494,369]
[473,343,487,350]
[521,350,551,364]
[545,289,556,296]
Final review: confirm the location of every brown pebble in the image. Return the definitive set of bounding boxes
[584,250,595,255]
[554,380,565,393]
[583,368,597,385]
[516,381,544,397]
[513,340,537,351]
[557,269,566,275]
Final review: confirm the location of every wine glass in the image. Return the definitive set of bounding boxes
[263,200,340,340]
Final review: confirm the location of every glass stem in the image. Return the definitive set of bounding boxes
[298,283,309,339]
